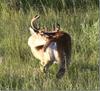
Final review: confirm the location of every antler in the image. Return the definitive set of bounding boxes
[31,15,40,31]
[30,16,61,38]
[40,23,61,38]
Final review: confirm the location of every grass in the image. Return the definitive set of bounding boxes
[0,3,99,90]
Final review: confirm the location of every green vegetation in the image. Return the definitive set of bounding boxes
[0,0,99,90]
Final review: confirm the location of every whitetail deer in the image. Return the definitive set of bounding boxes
[28,15,71,79]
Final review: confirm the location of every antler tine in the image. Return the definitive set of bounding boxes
[31,15,40,30]
[34,15,40,20]
[52,23,55,31]
[55,23,60,31]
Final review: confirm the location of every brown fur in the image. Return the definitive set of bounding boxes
[43,31,71,78]
[35,45,44,50]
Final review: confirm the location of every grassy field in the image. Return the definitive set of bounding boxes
[0,2,99,90]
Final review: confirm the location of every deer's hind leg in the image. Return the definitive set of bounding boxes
[40,60,53,73]
[56,53,65,79]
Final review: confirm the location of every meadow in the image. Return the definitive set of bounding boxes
[0,1,99,90]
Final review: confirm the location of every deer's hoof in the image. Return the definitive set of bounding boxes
[56,68,65,79]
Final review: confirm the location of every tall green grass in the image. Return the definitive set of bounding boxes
[0,2,99,90]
